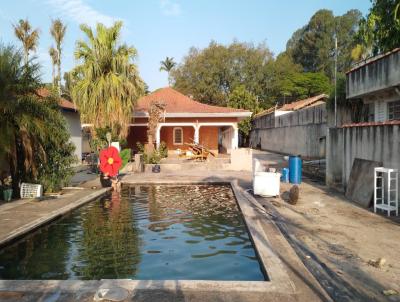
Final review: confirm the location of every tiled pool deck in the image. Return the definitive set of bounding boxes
[0,169,330,302]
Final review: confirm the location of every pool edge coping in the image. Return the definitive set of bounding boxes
[0,180,298,297]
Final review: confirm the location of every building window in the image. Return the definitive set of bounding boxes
[173,127,183,145]
[388,100,400,120]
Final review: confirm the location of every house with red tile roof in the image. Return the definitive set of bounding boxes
[128,87,252,154]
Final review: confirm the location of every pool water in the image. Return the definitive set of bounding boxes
[0,185,265,281]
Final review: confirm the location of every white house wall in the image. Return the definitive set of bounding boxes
[63,110,82,163]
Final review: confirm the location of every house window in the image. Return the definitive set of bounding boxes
[173,127,183,145]
[388,100,400,120]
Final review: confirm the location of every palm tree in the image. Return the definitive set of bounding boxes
[50,18,67,93]
[0,44,46,194]
[13,19,40,65]
[49,46,59,86]
[71,21,144,138]
[0,44,75,195]
[159,56,176,85]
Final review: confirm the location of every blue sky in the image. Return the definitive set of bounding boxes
[0,0,371,91]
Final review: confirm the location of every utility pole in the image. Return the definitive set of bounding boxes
[334,35,338,127]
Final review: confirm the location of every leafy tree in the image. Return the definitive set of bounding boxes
[159,56,176,85]
[171,40,273,107]
[355,0,400,56]
[12,19,40,65]
[265,53,331,102]
[263,52,302,102]
[71,21,144,139]
[287,9,362,78]
[50,18,67,93]
[0,44,75,194]
[227,85,260,145]
[290,72,332,99]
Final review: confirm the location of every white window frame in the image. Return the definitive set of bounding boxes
[173,127,183,145]
[388,100,400,121]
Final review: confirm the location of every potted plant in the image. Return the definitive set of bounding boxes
[150,150,162,173]
[1,176,13,202]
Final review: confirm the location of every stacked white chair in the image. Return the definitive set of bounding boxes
[253,159,281,197]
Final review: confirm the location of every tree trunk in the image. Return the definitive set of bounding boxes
[52,64,55,86]
[9,137,21,199]
[146,134,155,153]
[24,49,28,66]
[57,45,61,95]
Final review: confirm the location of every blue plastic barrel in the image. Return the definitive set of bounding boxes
[281,168,289,183]
[289,155,302,184]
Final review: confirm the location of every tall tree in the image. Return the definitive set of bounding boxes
[12,19,40,65]
[286,9,362,79]
[159,56,176,85]
[171,41,273,107]
[50,18,67,93]
[0,44,75,195]
[49,46,58,86]
[227,85,260,145]
[355,0,400,56]
[71,21,144,138]
[262,53,331,104]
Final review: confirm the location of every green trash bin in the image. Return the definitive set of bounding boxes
[1,187,13,202]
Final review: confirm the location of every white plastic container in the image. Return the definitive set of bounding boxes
[253,172,281,197]
[20,183,43,199]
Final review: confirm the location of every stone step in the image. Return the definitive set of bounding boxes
[145,162,232,172]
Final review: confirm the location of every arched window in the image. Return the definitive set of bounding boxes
[173,127,183,145]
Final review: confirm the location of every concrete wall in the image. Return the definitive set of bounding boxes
[63,110,82,162]
[326,125,400,191]
[199,126,219,152]
[347,50,400,99]
[127,126,148,151]
[250,104,327,158]
[160,126,195,150]
[221,127,234,154]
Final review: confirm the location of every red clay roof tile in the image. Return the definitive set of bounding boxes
[36,87,77,111]
[135,87,249,114]
[254,94,327,118]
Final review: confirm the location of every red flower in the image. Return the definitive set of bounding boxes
[99,146,122,177]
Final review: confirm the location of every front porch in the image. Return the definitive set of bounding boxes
[128,122,239,155]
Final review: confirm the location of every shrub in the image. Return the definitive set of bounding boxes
[148,150,161,164]
[159,141,168,158]
[37,100,77,192]
[136,142,163,164]
[119,148,131,170]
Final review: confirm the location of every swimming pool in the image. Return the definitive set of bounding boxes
[0,185,265,281]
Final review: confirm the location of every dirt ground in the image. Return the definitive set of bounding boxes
[257,179,400,302]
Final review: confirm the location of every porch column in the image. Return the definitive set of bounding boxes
[155,125,161,148]
[232,124,239,150]
[194,125,200,144]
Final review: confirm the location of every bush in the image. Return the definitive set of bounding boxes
[119,148,131,170]
[37,100,77,192]
[159,141,168,158]
[136,142,163,164]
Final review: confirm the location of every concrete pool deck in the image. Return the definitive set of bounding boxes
[0,186,110,248]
